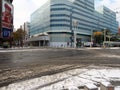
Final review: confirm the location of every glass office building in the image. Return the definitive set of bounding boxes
[30,0,118,47]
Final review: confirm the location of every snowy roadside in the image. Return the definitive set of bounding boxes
[0,66,120,90]
[0,48,48,53]
[0,47,120,53]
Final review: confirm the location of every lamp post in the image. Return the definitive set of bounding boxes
[103,28,106,47]
[106,32,112,47]
[90,29,94,47]
[70,7,74,48]
[70,6,78,48]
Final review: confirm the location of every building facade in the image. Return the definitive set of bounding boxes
[20,22,30,46]
[20,22,30,40]
[0,0,13,47]
[30,0,118,47]
[119,27,120,34]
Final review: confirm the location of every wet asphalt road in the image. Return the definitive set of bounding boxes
[0,48,94,69]
[0,48,120,87]
[0,48,120,69]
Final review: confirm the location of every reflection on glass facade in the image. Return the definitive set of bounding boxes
[30,0,50,36]
[30,0,118,47]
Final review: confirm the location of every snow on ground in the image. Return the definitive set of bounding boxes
[0,66,120,90]
[115,86,120,90]
[0,47,120,53]
[0,48,47,53]
[102,54,120,59]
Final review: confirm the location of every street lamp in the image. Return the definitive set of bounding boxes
[70,7,74,48]
[106,32,112,47]
[90,28,95,47]
[103,28,106,47]
[70,6,79,48]
[90,29,93,47]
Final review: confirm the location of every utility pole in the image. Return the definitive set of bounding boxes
[90,29,93,47]
[103,28,106,47]
[70,6,77,48]
[70,7,74,48]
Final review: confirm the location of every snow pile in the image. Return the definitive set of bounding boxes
[115,86,120,90]
[0,48,47,53]
[0,66,120,90]
[85,84,98,89]
[101,81,112,87]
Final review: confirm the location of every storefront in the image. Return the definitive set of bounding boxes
[0,0,13,48]
[27,34,50,47]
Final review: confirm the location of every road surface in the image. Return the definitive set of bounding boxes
[0,48,120,87]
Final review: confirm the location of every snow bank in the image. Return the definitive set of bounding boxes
[0,66,120,90]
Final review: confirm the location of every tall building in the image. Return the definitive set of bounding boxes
[21,22,30,40]
[0,0,13,47]
[29,0,119,47]
[20,22,30,46]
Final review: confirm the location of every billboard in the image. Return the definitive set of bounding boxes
[2,0,13,38]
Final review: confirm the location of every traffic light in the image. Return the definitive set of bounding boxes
[70,36,74,42]
[76,38,81,47]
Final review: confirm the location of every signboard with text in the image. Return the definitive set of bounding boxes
[2,28,11,37]
[2,0,13,38]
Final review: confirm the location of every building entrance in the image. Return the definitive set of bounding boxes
[27,34,50,47]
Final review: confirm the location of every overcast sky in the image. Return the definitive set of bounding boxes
[13,0,120,29]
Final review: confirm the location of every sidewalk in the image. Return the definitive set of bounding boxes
[0,46,120,51]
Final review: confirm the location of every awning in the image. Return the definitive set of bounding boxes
[27,36,50,42]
